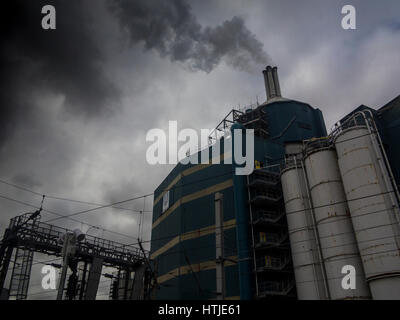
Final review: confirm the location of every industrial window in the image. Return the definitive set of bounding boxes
[162,190,170,213]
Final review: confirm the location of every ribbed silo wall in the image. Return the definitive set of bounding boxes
[304,146,371,299]
[281,161,327,299]
[334,126,400,299]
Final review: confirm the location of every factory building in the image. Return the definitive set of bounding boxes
[151,66,400,300]
[150,66,327,299]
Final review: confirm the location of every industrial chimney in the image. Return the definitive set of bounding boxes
[263,66,281,101]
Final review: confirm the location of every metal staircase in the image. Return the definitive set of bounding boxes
[258,279,296,297]
[247,166,296,299]
[253,231,289,249]
[252,210,286,225]
[255,254,291,272]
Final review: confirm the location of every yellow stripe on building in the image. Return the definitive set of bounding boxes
[150,219,236,260]
[157,255,238,284]
[152,179,233,229]
[209,295,241,300]
[153,152,232,206]
[225,296,240,300]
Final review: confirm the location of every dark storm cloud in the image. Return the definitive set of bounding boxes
[0,0,119,146]
[0,0,398,281]
[109,0,270,73]
[12,173,43,189]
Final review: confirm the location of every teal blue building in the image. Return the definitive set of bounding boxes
[150,66,327,299]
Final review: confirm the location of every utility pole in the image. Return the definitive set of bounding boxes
[57,232,76,300]
[138,240,157,300]
[215,192,225,300]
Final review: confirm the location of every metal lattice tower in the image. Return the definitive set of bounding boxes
[0,213,153,300]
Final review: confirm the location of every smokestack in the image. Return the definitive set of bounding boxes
[263,66,282,101]
[272,67,281,97]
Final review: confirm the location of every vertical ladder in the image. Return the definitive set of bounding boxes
[9,247,34,300]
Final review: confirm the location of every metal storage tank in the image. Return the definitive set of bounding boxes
[281,156,328,299]
[304,140,371,299]
[334,116,400,299]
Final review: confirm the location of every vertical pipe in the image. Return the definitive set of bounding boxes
[231,123,252,300]
[266,66,276,99]
[246,175,259,297]
[362,110,400,213]
[215,192,225,300]
[262,66,276,101]
[57,233,74,300]
[57,254,69,300]
[262,69,270,101]
[272,67,281,97]
[79,261,88,300]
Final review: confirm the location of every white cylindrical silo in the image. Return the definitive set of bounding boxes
[304,143,371,299]
[334,124,400,299]
[281,159,328,299]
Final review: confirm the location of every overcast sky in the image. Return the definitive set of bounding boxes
[1,0,399,299]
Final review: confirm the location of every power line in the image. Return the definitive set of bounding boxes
[0,192,140,242]
[42,169,235,224]
[43,192,154,224]
[2,115,398,222]
[9,221,400,298]
[20,208,400,297]
[143,233,400,290]
[0,178,151,214]
[2,170,398,264]
[2,121,400,262]
[123,187,400,249]
[4,120,395,244]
